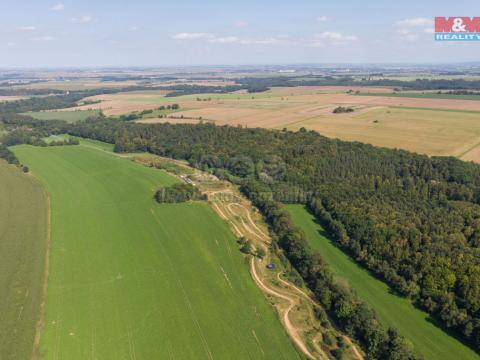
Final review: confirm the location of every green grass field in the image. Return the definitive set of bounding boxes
[12,143,300,360]
[286,205,480,360]
[0,161,48,359]
[356,92,480,101]
[24,109,100,122]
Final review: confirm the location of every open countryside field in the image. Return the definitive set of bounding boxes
[0,96,26,102]
[25,109,101,123]
[287,106,480,157]
[0,161,48,360]
[13,143,300,360]
[286,205,479,360]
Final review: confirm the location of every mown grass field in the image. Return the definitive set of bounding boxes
[25,109,100,122]
[13,143,300,360]
[286,204,480,360]
[0,161,48,359]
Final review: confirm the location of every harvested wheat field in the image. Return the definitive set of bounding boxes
[0,96,26,102]
[287,107,480,157]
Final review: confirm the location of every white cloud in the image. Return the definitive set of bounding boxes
[396,17,433,27]
[51,3,64,11]
[130,26,139,32]
[31,35,56,41]
[397,29,411,35]
[174,32,291,45]
[394,18,434,41]
[318,31,357,41]
[235,21,249,28]
[174,32,213,40]
[208,36,241,44]
[71,15,93,24]
[240,37,286,45]
[19,26,36,31]
[310,31,358,47]
[316,16,328,22]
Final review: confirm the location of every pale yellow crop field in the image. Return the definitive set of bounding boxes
[285,107,480,157]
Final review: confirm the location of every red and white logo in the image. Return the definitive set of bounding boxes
[435,17,480,41]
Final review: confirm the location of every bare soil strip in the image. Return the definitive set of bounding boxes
[250,257,316,360]
[31,193,51,360]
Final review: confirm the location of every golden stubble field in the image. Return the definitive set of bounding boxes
[0,96,26,102]
[65,86,480,162]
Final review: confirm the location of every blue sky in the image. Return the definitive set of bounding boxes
[1,0,479,67]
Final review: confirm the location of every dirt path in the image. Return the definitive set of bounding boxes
[250,257,316,360]
[31,193,51,360]
[277,274,364,360]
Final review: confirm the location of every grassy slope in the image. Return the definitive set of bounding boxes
[286,204,479,360]
[0,161,48,359]
[13,144,300,360]
[24,109,100,122]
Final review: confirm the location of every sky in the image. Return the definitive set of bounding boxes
[1,0,480,67]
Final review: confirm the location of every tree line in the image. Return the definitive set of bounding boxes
[235,75,480,91]
[154,183,205,203]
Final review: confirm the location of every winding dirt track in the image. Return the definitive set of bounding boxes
[206,187,364,360]
[207,191,318,358]
[250,257,316,360]
[276,274,364,360]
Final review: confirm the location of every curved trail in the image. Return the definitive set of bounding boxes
[277,274,364,360]
[209,192,319,358]
[208,188,364,360]
[250,257,316,360]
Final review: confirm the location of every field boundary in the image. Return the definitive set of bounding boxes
[31,191,51,360]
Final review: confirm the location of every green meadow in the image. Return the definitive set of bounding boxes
[12,143,300,360]
[286,204,480,360]
[0,161,48,359]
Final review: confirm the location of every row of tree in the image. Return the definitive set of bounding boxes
[154,183,205,203]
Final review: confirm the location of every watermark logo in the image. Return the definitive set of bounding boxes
[435,17,480,41]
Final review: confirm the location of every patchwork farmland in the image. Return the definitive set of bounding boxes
[62,87,480,162]
[12,142,300,360]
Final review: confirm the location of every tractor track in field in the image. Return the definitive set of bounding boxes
[31,192,51,360]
